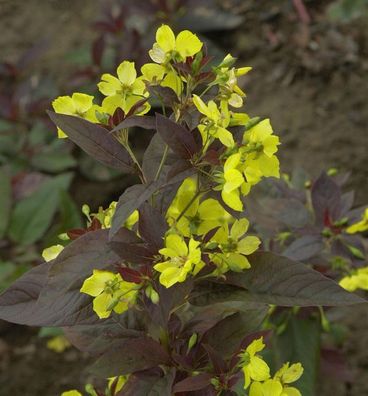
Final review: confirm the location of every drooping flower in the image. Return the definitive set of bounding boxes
[52,93,97,138]
[239,337,271,389]
[241,119,280,183]
[250,362,304,396]
[61,391,82,396]
[154,234,204,288]
[80,270,140,319]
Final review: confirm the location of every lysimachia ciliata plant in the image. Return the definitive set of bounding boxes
[0,25,365,396]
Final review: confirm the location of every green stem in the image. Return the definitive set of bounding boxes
[154,144,169,181]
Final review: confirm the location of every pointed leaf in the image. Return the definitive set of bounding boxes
[156,113,198,159]
[173,373,213,393]
[117,368,175,396]
[283,235,324,261]
[138,203,167,249]
[90,337,170,377]
[111,115,156,131]
[0,262,49,324]
[225,252,365,306]
[109,182,160,239]
[47,111,134,172]
[8,173,73,245]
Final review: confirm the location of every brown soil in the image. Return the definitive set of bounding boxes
[0,0,367,395]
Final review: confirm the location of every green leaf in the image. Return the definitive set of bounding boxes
[274,317,321,396]
[0,168,12,238]
[8,173,73,245]
[31,151,77,172]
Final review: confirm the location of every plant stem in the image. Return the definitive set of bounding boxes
[154,144,169,181]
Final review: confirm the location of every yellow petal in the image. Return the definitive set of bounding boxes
[80,270,115,297]
[217,126,235,147]
[52,96,75,114]
[192,95,211,118]
[149,43,166,63]
[141,63,166,81]
[93,292,113,319]
[237,236,261,255]
[261,379,283,396]
[61,391,82,396]
[175,30,203,58]
[249,356,271,382]
[230,218,249,240]
[42,244,64,262]
[117,61,137,86]
[249,381,263,396]
[224,169,244,192]
[71,92,94,113]
[166,234,188,256]
[224,153,241,172]
[161,70,183,96]
[156,25,176,52]
[222,189,243,211]
[98,73,122,96]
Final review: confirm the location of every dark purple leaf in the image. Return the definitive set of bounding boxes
[283,235,324,261]
[311,172,342,224]
[225,252,365,306]
[92,35,105,66]
[147,85,179,107]
[112,115,156,131]
[117,368,175,396]
[47,111,134,172]
[0,263,50,325]
[90,337,170,377]
[109,182,160,239]
[138,203,167,249]
[156,113,198,159]
[203,310,267,357]
[173,373,213,393]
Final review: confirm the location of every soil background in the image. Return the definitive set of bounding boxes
[0,0,367,395]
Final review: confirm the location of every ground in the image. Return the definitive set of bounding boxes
[0,0,367,395]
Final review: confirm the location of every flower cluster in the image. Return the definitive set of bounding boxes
[239,337,303,395]
[46,24,306,396]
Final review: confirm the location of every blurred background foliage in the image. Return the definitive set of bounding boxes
[0,0,367,395]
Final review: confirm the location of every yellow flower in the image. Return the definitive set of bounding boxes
[192,95,234,148]
[346,208,368,234]
[42,244,64,262]
[211,218,260,273]
[220,153,245,211]
[274,362,304,384]
[250,362,304,396]
[149,25,202,64]
[47,335,71,353]
[98,61,150,115]
[214,54,252,108]
[249,379,283,396]
[239,337,271,389]
[80,270,139,319]
[241,119,280,183]
[154,234,204,288]
[339,267,368,292]
[52,93,97,138]
[61,391,82,396]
